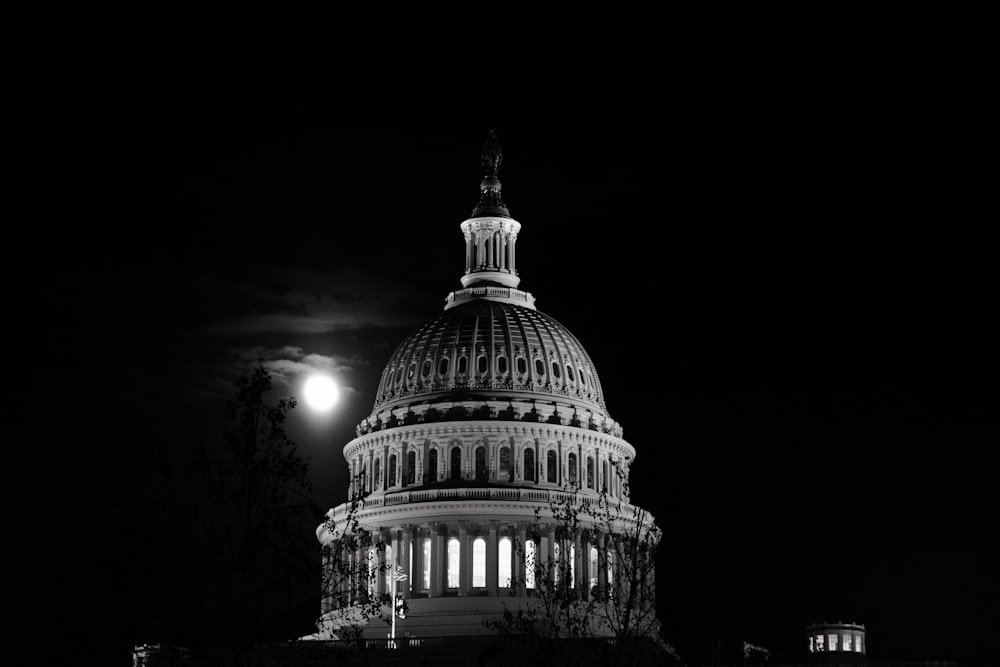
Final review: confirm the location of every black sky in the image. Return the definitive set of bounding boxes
[39,5,997,665]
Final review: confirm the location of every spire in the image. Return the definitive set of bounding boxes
[471,130,510,218]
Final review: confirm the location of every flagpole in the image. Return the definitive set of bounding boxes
[390,562,396,648]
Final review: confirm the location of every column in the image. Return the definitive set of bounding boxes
[510,234,516,273]
[429,522,443,597]
[486,520,499,594]
[516,522,528,595]
[400,525,411,599]
[500,232,507,270]
[465,233,472,272]
[410,525,422,595]
[596,531,608,591]
[458,521,470,596]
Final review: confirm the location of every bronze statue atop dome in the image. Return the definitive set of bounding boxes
[482,130,502,177]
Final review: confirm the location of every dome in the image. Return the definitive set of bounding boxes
[372,299,609,418]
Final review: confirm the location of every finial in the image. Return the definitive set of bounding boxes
[482,130,502,177]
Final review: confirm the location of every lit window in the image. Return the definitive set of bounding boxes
[447,538,460,588]
[606,550,614,598]
[816,635,824,651]
[524,539,535,589]
[856,636,863,653]
[384,545,392,591]
[843,635,852,652]
[422,539,431,589]
[828,635,837,651]
[589,545,598,590]
[473,538,486,587]
[808,637,814,653]
[553,542,560,584]
[499,537,512,588]
[367,548,376,596]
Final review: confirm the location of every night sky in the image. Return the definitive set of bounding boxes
[40,6,996,665]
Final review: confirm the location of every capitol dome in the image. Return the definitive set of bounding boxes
[315,133,657,642]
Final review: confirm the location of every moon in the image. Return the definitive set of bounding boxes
[303,374,340,412]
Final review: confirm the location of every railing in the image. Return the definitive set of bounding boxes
[445,286,535,306]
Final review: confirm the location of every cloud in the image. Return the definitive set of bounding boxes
[234,345,364,397]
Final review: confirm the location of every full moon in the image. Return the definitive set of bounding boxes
[303,374,340,412]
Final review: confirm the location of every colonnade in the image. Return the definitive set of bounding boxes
[323,519,629,612]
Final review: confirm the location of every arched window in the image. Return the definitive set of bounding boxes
[473,537,486,587]
[547,450,557,483]
[589,545,598,590]
[422,539,431,589]
[524,539,535,589]
[475,446,487,481]
[406,451,416,485]
[388,455,397,487]
[458,356,468,375]
[566,365,575,382]
[450,447,462,480]
[477,355,487,374]
[517,357,527,374]
[602,460,608,492]
[579,369,586,386]
[439,357,449,376]
[568,453,577,484]
[447,538,460,589]
[534,358,544,375]
[499,537,512,588]
[394,366,403,383]
[606,549,614,598]
[524,448,535,482]
[422,359,432,377]
[428,449,438,483]
[373,458,381,490]
[407,363,416,381]
[497,356,508,374]
[498,446,511,482]
[551,361,561,378]
[586,456,594,489]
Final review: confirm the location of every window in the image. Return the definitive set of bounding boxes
[394,366,403,383]
[406,451,415,485]
[808,637,814,653]
[843,635,852,652]
[407,363,416,381]
[524,539,534,589]
[553,542,560,585]
[547,450,557,483]
[497,356,507,374]
[447,538,460,588]
[477,355,487,374]
[606,549,614,597]
[373,458,381,490]
[566,365,574,382]
[602,461,608,492]
[473,538,486,587]
[534,358,544,375]
[422,539,431,589]
[552,361,561,378]
[475,446,487,481]
[517,357,527,374]
[524,448,535,482]
[855,636,863,653]
[499,537,512,588]
[579,369,585,385]
[428,449,438,482]
[586,456,594,489]
[450,447,462,480]
[828,635,837,651]
[388,455,397,487]
[589,546,598,590]
[439,357,449,375]
[458,356,468,375]
[422,359,432,377]
[568,453,577,484]
[816,635,824,651]
[498,446,511,482]
[367,547,376,596]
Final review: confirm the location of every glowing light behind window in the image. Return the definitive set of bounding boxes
[524,539,535,589]
[447,538,460,588]
[422,539,431,589]
[473,538,486,587]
